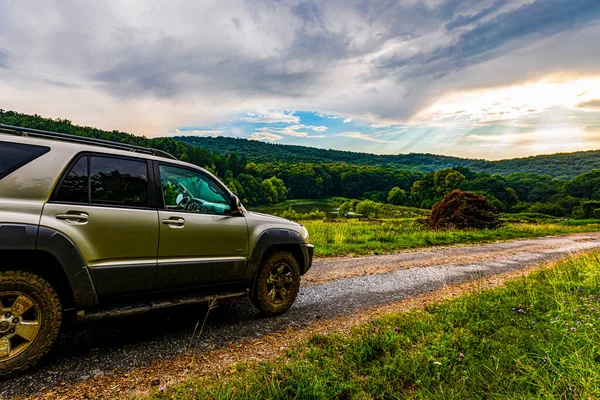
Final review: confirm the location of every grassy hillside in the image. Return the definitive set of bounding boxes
[177,136,600,180]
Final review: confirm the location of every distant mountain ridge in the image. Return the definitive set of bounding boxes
[176,136,600,180]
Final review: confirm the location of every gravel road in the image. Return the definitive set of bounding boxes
[2,233,600,398]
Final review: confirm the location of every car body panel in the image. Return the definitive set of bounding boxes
[40,203,160,298]
[154,211,249,289]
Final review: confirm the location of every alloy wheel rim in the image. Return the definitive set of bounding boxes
[266,263,294,304]
[0,292,41,362]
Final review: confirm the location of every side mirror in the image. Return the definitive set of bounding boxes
[231,195,242,212]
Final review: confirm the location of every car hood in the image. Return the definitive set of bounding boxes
[245,211,301,226]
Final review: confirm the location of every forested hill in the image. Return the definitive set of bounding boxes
[177,136,600,180]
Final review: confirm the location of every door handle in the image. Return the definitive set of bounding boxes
[161,217,185,228]
[56,212,89,223]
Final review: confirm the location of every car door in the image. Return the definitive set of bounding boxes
[40,153,159,298]
[153,162,248,290]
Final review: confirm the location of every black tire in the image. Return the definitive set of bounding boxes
[0,271,62,378]
[251,251,301,316]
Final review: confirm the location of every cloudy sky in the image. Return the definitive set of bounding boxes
[1,0,600,159]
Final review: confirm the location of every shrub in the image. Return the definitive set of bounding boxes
[338,201,352,217]
[356,200,380,218]
[275,207,326,221]
[527,201,566,217]
[428,190,501,230]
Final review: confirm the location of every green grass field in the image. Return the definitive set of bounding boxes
[250,200,600,257]
[151,251,600,399]
[303,219,600,257]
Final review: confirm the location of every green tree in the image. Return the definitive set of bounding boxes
[356,200,379,218]
[566,170,600,199]
[387,187,406,205]
[580,200,600,218]
[245,162,261,176]
[434,169,465,196]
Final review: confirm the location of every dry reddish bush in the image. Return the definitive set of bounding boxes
[428,190,501,230]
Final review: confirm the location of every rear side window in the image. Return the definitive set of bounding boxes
[55,156,89,203]
[90,156,148,207]
[0,142,50,180]
[54,155,149,207]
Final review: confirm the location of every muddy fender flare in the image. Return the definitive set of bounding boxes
[36,227,98,307]
[243,229,306,291]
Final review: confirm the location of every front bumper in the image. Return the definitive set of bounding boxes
[301,244,314,274]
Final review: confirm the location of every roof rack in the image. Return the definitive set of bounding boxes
[0,123,178,160]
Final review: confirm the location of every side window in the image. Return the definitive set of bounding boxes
[91,156,148,207]
[54,155,149,207]
[0,142,50,180]
[159,164,231,215]
[55,156,89,203]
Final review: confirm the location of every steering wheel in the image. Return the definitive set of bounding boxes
[177,196,209,213]
[177,195,192,210]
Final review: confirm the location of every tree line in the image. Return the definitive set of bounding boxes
[178,136,600,180]
[2,110,600,218]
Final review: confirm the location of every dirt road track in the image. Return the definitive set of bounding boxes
[2,233,600,399]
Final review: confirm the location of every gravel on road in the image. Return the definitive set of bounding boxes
[2,233,600,399]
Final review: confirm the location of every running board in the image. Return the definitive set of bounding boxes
[76,291,246,321]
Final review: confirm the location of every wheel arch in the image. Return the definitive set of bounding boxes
[0,224,98,309]
[0,249,75,309]
[243,228,309,294]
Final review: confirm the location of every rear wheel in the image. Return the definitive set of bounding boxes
[251,251,301,316]
[0,271,62,378]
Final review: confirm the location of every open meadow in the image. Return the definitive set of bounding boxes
[303,218,600,257]
[252,200,600,257]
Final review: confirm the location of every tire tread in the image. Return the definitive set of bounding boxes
[0,271,62,378]
[251,251,300,316]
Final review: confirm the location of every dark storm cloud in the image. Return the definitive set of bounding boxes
[89,0,485,99]
[445,0,509,30]
[1,0,599,125]
[92,32,319,98]
[374,0,600,77]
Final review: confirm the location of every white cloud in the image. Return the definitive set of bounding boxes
[249,131,282,141]
[171,128,223,136]
[286,124,328,132]
[335,132,396,143]
[370,123,391,128]
[305,125,328,132]
[255,126,326,139]
[241,110,300,124]
[343,117,352,123]
[314,112,345,119]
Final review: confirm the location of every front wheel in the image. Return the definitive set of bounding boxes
[251,251,301,316]
[0,271,62,378]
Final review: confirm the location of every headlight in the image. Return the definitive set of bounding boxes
[302,226,310,243]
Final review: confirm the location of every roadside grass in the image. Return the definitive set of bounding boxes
[500,212,564,224]
[559,219,600,226]
[250,198,333,210]
[151,251,600,399]
[303,219,600,257]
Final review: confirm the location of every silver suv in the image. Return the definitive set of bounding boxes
[0,124,313,377]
